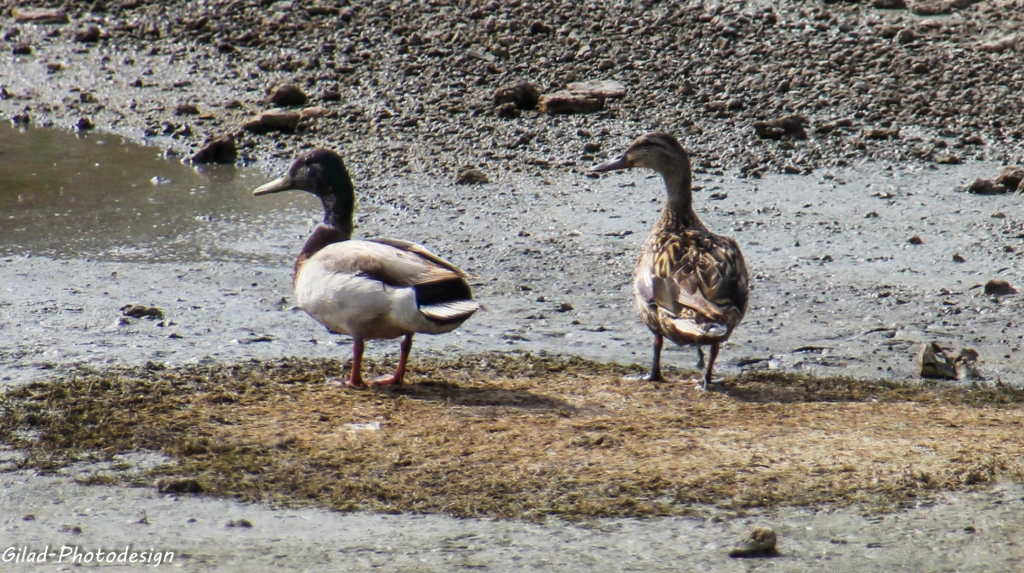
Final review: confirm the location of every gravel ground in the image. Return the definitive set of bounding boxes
[2,1,1024,571]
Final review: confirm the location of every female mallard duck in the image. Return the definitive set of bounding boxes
[253,149,480,388]
[591,133,748,389]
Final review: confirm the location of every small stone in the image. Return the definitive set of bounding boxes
[300,106,327,119]
[583,142,601,153]
[952,253,966,263]
[75,117,94,131]
[493,80,541,110]
[908,235,923,245]
[729,527,778,558]
[242,109,302,134]
[984,279,1016,296]
[12,43,32,55]
[994,166,1024,190]
[865,211,880,218]
[538,91,604,114]
[267,83,308,107]
[216,42,235,54]
[456,168,489,185]
[979,34,1019,53]
[910,1,952,16]
[158,478,204,494]
[174,103,201,116]
[495,102,520,118]
[864,128,900,140]
[11,7,69,24]
[872,0,907,8]
[776,80,791,93]
[121,304,165,319]
[566,79,627,99]
[190,134,237,164]
[896,29,917,44]
[877,25,900,39]
[753,116,808,140]
[934,153,962,165]
[226,519,253,528]
[74,25,102,43]
[966,179,1009,195]
[917,342,957,380]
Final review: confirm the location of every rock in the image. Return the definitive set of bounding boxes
[456,168,489,185]
[267,83,308,107]
[190,134,237,164]
[994,166,1024,190]
[917,342,957,380]
[121,304,165,319]
[877,25,900,39]
[952,253,966,263]
[934,153,962,165]
[909,1,952,16]
[174,103,201,116]
[242,109,301,134]
[984,279,1016,296]
[11,7,69,24]
[566,79,627,99]
[864,128,899,140]
[226,519,253,528]
[75,117,94,131]
[75,25,102,43]
[872,0,907,8]
[300,106,327,119]
[728,527,778,558]
[12,43,32,55]
[954,348,982,380]
[896,29,917,44]
[979,34,1019,53]
[493,80,541,110]
[753,115,808,140]
[583,142,601,153]
[538,91,605,114]
[495,102,520,118]
[966,178,1009,195]
[157,478,204,494]
[908,235,923,245]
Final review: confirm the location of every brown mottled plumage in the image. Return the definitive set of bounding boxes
[591,133,748,389]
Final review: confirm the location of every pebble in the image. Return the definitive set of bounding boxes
[908,235,923,245]
[75,117,94,131]
[267,83,308,107]
[174,103,201,116]
[538,92,605,115]
[190,134,238,164]
[566,80,627,99]
[74,25,102,43]
[966,178,1009,195]
[493,80,541,110]
[984,279,1016,296]
[157,478,204,494]
[242,109,301,134]
[12,43,32,55]
[11,7,69,24]
[917,342,956,380]
[864,128,900,140]
[995,166,1024,190]
[121,304,165,320]
[753,116,808,140]
[456,168,489,185]
[728,527,778,558]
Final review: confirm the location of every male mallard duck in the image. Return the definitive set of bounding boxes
[591,133,748,389]
[253,149,480,387]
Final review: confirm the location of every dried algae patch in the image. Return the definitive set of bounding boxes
[2,353,1024,520]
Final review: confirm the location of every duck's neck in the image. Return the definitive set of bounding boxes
[654,155,705,232]
[296,191,354,273]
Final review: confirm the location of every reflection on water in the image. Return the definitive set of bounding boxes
[0,122,303,263]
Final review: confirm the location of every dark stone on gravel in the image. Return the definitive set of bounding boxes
[493,80,540,110]
[567,80,626,99]
[984,280,1017,296]
[872,0,907,8]
[157,478,204,494]
[539,92,604,115]
[121,304,165,319]
[935,153,962,165]
[174,103,201,116]
[877,25,900,39]
[11,7,69,24]
[967,179,1009,195]
[897,29,917,44]
[495,103,520,118]
[953,253,966,263]
[75,117,94,131]
[242,109,301,134]
[910,1,952,16]
[908,235,923,245]
[456,168,489,185]
[11,43,32,55]
[864,128,900,140]
[729,527,778,558]
[75,25,102,43]
[267,83,308,107]
[753,116,808,140]
[995,166,1024,190]
[191,134,237,164]
[583,142,601,153]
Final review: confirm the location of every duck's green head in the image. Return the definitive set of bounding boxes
[590,132,688,174]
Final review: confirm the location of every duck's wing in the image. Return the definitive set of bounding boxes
[636,231,748,329]
[312,239,479,323]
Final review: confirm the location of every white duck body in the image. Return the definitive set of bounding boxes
[295,237,479,341]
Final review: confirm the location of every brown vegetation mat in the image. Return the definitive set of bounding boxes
[3,353,1024,520]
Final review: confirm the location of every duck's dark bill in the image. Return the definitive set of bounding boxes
[252,175,295,196]
[590,156,632,173]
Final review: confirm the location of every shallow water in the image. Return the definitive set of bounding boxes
[0,123,300,263]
